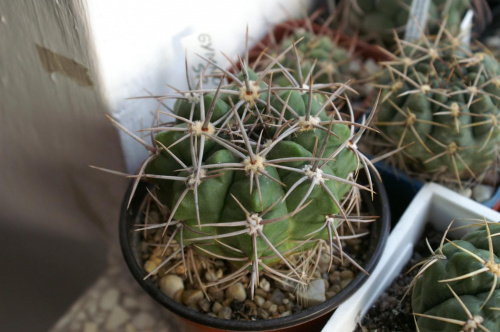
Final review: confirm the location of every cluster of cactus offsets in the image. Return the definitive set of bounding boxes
[109,42,379,299]
[373,26,500,188]
[411,221,500,331]
[340,0,472,45]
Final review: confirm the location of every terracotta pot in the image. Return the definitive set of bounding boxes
[119,169,390,331]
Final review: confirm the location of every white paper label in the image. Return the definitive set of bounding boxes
[181,32,225,89]
[404,0,431,41]
[460,9,474,47]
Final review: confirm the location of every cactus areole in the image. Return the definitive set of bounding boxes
[412,223,500,331]
[117,45,390,330]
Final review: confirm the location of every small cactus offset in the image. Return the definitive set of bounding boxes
[411,221,500,331]
[373,26,500,189]
[106,40,379,301]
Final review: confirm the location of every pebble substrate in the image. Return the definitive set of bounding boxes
[139,208,371,321]
[356,224,442,331]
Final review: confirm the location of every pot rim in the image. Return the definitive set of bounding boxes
[119,169,390,331]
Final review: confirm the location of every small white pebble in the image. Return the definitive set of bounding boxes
[159,275,184,299]
[259,278,270,292]
[212,301,222,314]
[472,184,494,203]
[218,306,232,320]
[225,283,247,302]
[254,295,265,307]
[83,322,98,332]
[131,312,155,329]
[143,260,158,274]
[100,288,119,310]
[460,187,472,198]
[104,306,129,330]
[182,290,204,306]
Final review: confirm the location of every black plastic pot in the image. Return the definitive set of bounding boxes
[373,160,500,224]
[119,169,390,331]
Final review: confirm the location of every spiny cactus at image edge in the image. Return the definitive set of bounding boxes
[411,220,500,331]
[373,24,500,189]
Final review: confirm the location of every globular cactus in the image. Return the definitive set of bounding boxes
[411,221,500,331]
[340,0,475,46]
[107,42,379,300]
[268,28,352,86]
[373,27,500,189]
[251,17,378,105]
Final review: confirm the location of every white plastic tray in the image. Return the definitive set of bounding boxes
[322,182,500,332]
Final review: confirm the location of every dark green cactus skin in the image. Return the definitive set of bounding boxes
[376,38,500,181]
[412,224,500,331]
[273,30,352,86]
[348,0,470,45]
[416,291,500,331]
[144,68,357,267]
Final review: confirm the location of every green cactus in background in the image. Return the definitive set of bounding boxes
[411,221,500,331]
[339,0,476,46]
[251,18,379,106]
[259,26,368,87]
[273,28,352,86]
[104,41,379,299]
[373,27,500,189]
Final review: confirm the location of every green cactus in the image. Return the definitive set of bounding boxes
[260,27,363,86]
[373,28,500,188]
[109,43,378,299]
[251,20,378,104]
[411,222,500,331]
[343,0,472,46]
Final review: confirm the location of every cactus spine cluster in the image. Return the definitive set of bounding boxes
[110,41,378,299]
[374,26,500,188]
[411,221,500,331]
